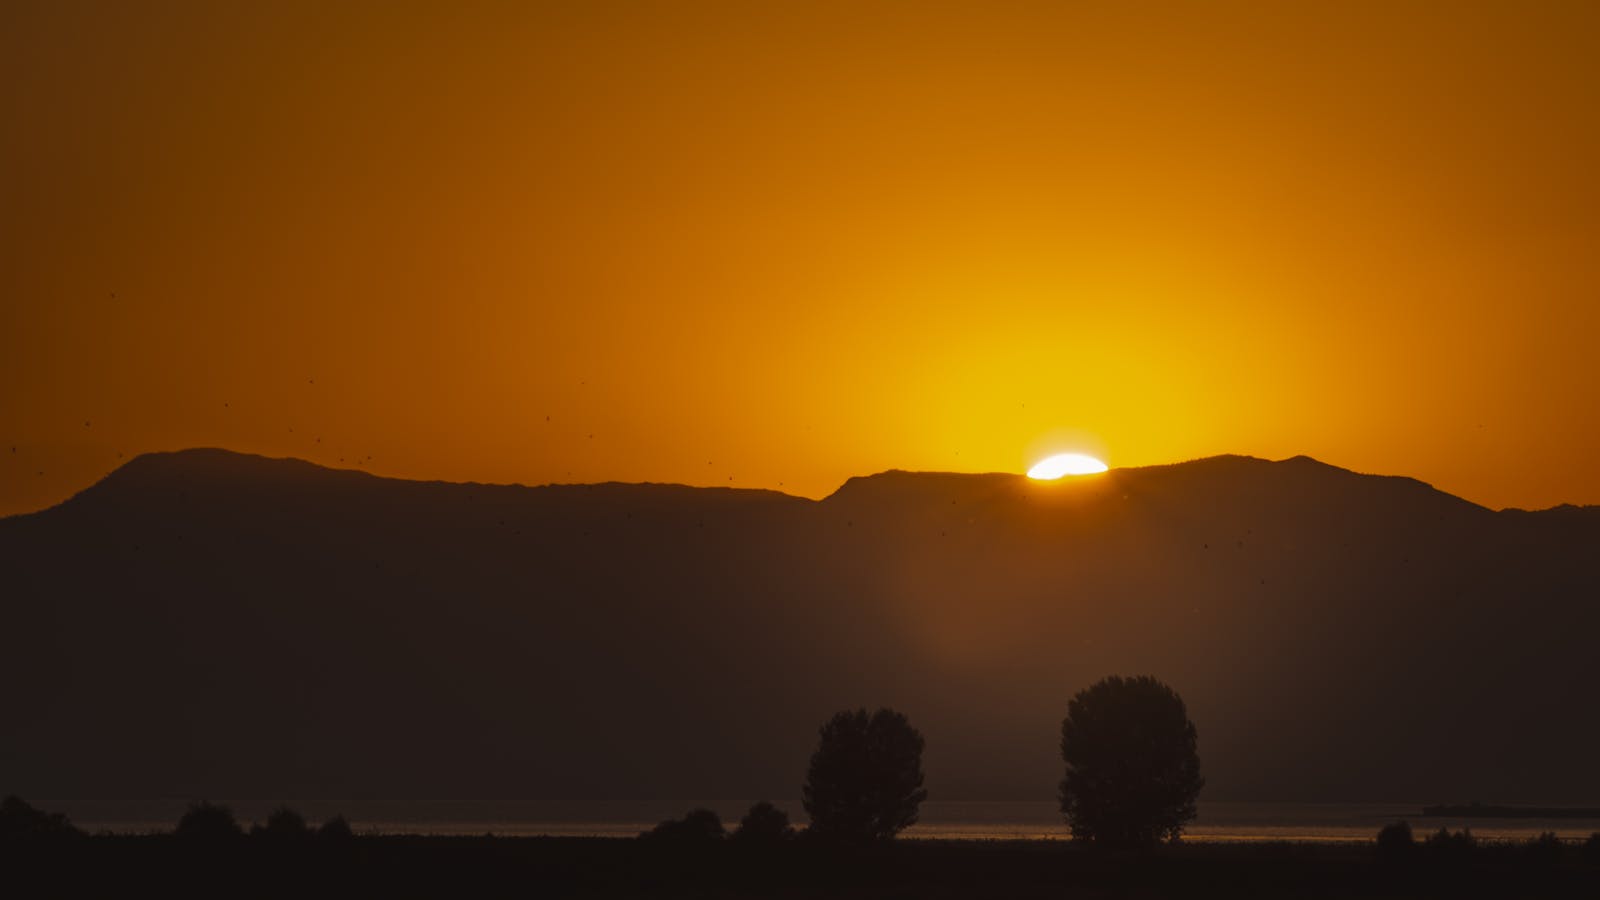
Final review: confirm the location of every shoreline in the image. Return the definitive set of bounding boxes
[5,831,1598,899]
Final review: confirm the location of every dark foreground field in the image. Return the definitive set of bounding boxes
[7,834,1600,899]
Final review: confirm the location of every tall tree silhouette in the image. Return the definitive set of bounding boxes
[1059,675,1202,846]
[802,708,927,841]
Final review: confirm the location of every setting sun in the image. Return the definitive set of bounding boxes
[1027,453,1109,480]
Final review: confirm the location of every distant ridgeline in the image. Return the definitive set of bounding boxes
[2,448,1598,820]
[1423,804,1600,819]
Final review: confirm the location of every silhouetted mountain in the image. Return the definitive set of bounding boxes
[2,449,1597,822]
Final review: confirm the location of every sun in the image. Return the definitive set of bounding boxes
[1027,453,1109,480]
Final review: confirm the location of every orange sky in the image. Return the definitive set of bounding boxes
[3,1,1598,516]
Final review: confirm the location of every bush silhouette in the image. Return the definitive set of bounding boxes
[252,806,310,839]
[317,814,354,840]
[0,795,81,840]
[1059,675,1203,847]
[643,808,725,843]
[802,707,927,841]
[1375,821,1415,863]
[1424,826,1475,861]
[176,801,243,840]
[1524,831,1563,866]
[732,801,793,843]
[1583,832,1600,864]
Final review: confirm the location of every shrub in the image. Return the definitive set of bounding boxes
[1524,831,1563,866]
[732,801,793,843]
[252,806,310,839]
[176,801,244,840]
[317,815,354,840]
[0,795,81,840]
[644,808,725,844]
[1424,826,1475,860]
[1375,820,1415,863]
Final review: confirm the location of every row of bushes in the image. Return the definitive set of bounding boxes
[174,802,352,841]
[0,795,351,842]
[12,793,1600,865]
[642,807,1600,861]
[642,802,792,844]
[1376,820,1600,863]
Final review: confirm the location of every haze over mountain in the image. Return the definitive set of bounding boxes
[3,449,1597,822]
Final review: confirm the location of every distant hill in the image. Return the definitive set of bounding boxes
[2,448,1597,822]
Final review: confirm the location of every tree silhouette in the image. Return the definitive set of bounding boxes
[1525,831,1563,866]
[643,808,725,843]
[175,801,243,840]
[802,707,927,841]
[0,795,81,840]
[1425,826,1475,860]
[1059,675,1202,847]
[732,800,792,843]
[252,806,309,839]
[317,814,354,841]
[1375,821,1416,864]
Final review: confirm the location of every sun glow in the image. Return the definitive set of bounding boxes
[1027,453,1109,480]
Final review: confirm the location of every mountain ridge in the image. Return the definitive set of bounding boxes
[2,446,1597,821]
[17,446,1587,519]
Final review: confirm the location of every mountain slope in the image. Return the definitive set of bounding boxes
[2,449,1596,821]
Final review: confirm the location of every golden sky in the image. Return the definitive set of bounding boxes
[4,1,1598,515]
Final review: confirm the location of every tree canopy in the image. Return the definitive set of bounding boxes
[733,801,793,843]
[1059,675,1203,846]
[803,708,927,841]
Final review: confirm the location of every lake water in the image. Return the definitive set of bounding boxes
[90,801,1593,842]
